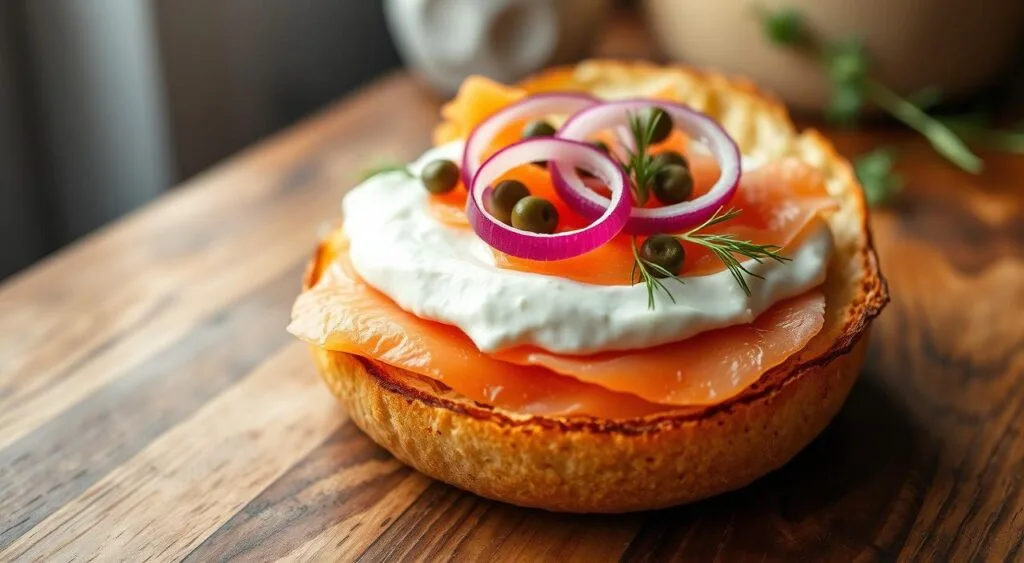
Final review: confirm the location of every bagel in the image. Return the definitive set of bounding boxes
[293,60,888,513]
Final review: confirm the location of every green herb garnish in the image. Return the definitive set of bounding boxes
[631,237,680,310]
[762,7,809,47]
[867,82,983,173]
[759,8,984,176]
[631,207,792,309]
[943,116,1024,155]
[854,148,903,206]
[623,109,668,205]
[678,208,791,297]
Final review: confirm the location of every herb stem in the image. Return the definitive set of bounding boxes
[864,81,983,174]
[944,121,1024,156]
[630,207,791,307]
[631,237,678,310]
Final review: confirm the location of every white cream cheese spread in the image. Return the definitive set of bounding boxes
[342,142,833,354]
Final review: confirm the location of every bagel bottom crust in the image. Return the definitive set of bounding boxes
[309,336,867,513]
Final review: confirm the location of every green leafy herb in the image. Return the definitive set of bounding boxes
[360,161,413,182]
[677,208,791,297]
[827,81,866,126]
[761,7,810,47]
[631,208,792,308]
[907,86,944,110]
[623,110,664,205]
[823,39,869,126]
[854,148,903,206]
[866,82,983,173]
[824,39,869,85]
[630,237,680,310]
[943,116,1024,155]
[757,7,985,176]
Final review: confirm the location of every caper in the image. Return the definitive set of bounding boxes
[522,120,557,168]
[420,159,460,194]
[486,180,531,225]
[652,165,694,205]
[522,120,557,139]
[640,235,685,277]
[639,106,673,144]
[652,151,689,171]
[511,196,559,234]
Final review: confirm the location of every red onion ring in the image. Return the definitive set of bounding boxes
[461,93,598,186]
[466,138,630,261]
[552,99,742,234]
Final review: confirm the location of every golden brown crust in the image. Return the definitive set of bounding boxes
[313,339,866,512]
[299,60,889,512]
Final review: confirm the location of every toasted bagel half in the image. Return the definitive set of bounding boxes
[297,60,888,513]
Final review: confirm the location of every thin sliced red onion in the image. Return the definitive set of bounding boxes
[467,138,630,261]
[552,100,742,234]
[461,93,597,186]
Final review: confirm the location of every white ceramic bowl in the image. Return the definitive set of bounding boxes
[385,0,612,94]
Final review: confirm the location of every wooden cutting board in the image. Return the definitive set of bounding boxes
[1,70,1022,562]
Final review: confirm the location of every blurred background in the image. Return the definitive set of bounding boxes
[1,0,1022,280]
[0,1,401,280]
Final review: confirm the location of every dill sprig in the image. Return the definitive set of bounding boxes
[630,237,680,310]
[623,110,664,205]
[678,207,791,297]
[631,207,792,307]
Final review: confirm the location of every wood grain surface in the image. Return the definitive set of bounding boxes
[2,64,1023,563]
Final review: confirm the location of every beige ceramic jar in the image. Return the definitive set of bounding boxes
[643,0,1024,113]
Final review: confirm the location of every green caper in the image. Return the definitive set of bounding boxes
[486,180,531,225]
[522,120,557,139]
[639,106,673,144]
[420,159,460,194]
[523,120,557,167]
[652,165,694,205]
[651,151,689,171]
[640,235,685,277]
[511,196,559,234]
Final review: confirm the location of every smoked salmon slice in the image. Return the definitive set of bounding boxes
[289,234,826,415]
[494,291,825,406]
[289,236,669,418]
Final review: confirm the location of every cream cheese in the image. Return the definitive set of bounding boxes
[342,142,832,354]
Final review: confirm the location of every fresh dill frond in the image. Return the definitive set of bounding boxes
[630,237,680,310]
[630,207,793,307]
[623,110,664,205]
[678,207,791,297]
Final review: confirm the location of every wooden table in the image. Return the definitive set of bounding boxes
[1,68,1022,562]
